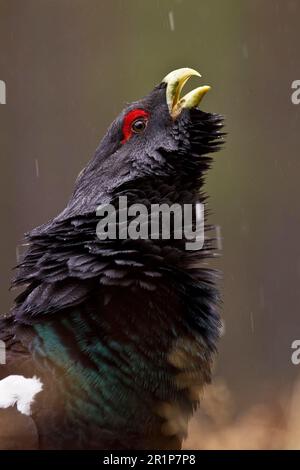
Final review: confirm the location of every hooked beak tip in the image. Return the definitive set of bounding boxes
[162,68,210,119]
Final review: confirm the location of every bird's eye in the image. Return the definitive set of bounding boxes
[131,118,147,134]
[121,108,149,144]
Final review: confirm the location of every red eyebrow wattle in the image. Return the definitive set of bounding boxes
[121,109,149,144]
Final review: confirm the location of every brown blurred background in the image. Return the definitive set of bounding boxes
[1,0,300,448]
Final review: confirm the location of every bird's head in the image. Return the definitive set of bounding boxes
[57,67,223,220]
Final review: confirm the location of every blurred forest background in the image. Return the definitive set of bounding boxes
[0,0,300,448]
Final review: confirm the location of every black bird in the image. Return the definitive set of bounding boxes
[0,68,224,450]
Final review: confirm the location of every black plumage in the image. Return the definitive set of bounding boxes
[0,69,224,449]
